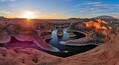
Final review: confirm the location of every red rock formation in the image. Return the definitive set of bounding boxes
[58,33,119,65]
[63,19,112,46]
[0,47,61,65]
[0,18,119,65]
[0,32,118,65]
[0,20,60,52]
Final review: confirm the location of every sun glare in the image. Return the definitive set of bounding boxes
[21,11,35,19]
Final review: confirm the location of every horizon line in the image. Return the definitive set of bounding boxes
[0,15,118,19]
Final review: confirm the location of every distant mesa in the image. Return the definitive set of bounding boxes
[0,16,6,19]
[94,15,116,19]
[68,15,117,20]
[68,18,81,20]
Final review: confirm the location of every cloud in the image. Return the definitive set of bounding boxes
[84,1,119,7]
[0,10,14,14]
[77,2,119,13]
[0,0,15,2]
[86,2,102,5]
[64,0,72,2]
[62,1,119,18]
[84,2,105,6]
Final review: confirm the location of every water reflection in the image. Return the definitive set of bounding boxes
[46,28,97,57]
[47,28,75,50]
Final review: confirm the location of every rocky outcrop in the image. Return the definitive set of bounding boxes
[0,47,61,65]
[61,19,112,46]
[0,18,119,65]
[57,27,64,36]
[58,33,119,65]
[0,32,119,65]
[68,32,76,38]
[0,21,60,52]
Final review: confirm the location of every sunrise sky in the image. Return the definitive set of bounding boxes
[0,0,119,19]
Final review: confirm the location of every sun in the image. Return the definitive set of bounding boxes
[21,11,35,19]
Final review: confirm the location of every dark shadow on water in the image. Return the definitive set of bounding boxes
[73,32,86,39]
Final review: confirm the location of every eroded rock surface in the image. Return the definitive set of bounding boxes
[61,19,112,46]
[0,18,119,65]
[0,20,60,52]
[58,32,119,65]
[0,47,61,65]
[0,31,119,65]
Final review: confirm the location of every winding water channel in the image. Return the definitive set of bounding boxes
[46,28,97,57]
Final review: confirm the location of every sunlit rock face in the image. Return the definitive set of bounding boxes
[61,19,112,46]
[0,20,60,52]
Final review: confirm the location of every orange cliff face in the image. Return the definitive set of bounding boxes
[83,19,111,37]
[68,18,112,43]
[84,19,108,31]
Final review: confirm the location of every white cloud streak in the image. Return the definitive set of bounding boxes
[0,0,15,2]
[0,10,14,14]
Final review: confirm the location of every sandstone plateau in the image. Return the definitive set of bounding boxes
[0,32,119,65]
[0,18,119,65]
